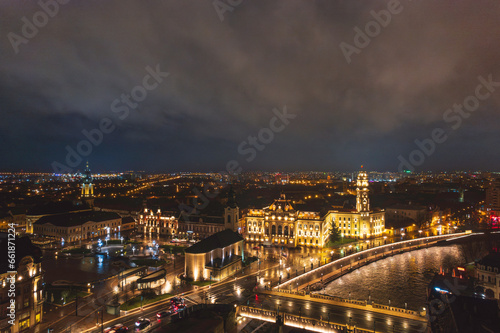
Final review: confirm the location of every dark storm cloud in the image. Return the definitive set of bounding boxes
[0,0,499,172]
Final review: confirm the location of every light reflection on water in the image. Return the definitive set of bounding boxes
[324,245,463,309]
[42,254,118,283]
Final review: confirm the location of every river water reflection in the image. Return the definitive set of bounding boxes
[42,251,125,284]
[324,245,463,310]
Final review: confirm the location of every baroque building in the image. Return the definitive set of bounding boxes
[138,208,178,237]
[243,170,385,248]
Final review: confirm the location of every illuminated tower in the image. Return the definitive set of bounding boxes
[356,169,371,239]
[356,170,370,214]
[224,186,239,232]
[81,161,94,208]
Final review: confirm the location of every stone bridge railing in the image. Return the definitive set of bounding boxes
[310,293,422,317]
[238,305,381,333]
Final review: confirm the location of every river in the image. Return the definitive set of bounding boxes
[323,245,464,310]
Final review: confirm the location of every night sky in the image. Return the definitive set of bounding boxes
[1,1,499,173]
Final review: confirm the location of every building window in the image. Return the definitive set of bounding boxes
[19,318,30,330]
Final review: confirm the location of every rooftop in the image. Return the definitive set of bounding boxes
[35,210,121,227]
[477,252,500,270]
[185,229,243,254]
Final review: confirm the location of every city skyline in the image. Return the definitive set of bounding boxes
[2,2,500,331]
[1,1,499,171]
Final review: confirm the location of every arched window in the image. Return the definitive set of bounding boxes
[284,226,289,236]
[278,225,282,235]
[271,225,276,235]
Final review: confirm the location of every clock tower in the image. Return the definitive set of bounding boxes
[356,170,370,215]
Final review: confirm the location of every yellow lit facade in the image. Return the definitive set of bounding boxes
[327,171,385,239]
[244,171,385,247]
[80,161,94,208]
[138,208,178,237]
[0,237,43,333]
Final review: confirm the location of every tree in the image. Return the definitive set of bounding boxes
[328,223,341,244]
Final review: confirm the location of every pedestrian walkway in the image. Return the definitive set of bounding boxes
[258,289,426,322]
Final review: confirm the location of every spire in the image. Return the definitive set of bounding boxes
[83,161,92,184]
[227,186,237,208]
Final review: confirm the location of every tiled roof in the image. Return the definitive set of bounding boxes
[185,229,243,254]
[35,211,121,227]
[477,252,500,270]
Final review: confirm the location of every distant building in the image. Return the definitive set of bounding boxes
[184,229,244,281]
[33,211,121,242]
[120,216,136,232]
[486,178,500,211]
[0,207,27,234]
[0,234,43,333]
[475,252,500,300]
[178,216,226,240]
[138,208,178,237]
[80,162,95,208]
[224,187,239,232]
[486,179,500,228]
[385,204,428,229]
[244,171,385,248]
[177,188,239,240]
[26,201,91,234]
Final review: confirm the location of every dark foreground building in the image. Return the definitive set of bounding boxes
[0,234,43,332]
[427,272,500,333]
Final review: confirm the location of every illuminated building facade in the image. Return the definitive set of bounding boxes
[486,178,500,212]
[32,211,122,242]
[138,208,178,237]
[0,235,43,333]
[486,179,500,228]
[184,229,244,281]
[244,171,385,248]
[476,252,500,300]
